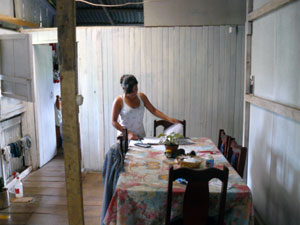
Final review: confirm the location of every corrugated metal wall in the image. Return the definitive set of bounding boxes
[27,26,245,171]
[14,0,56,27]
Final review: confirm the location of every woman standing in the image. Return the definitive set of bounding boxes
[112,74,180,140]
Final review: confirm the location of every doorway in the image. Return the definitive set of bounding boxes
[33,44,58,167]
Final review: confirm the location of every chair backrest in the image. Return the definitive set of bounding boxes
[217,129,225,149]
[217,129,232,159]
[228,140,247,177]
[223,136,234,160]
[154,120,186,137]
[166,166,229,225]
[117,128,128,155]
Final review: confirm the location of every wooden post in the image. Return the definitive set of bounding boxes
[242,0,253,150]
[57,1,85,225]
[242,0,253,181]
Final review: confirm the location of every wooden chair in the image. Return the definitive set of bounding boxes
[217,129,232,159]
[117,128,128,155]
[228,140,247,178]
[217,129,225,149]
[154,120,186,137]
[165,166,229,225]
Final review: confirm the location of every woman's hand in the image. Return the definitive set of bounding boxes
[128,131,139,140]
[168,118,181,124]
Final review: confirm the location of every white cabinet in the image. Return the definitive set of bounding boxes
[0,34,34,102]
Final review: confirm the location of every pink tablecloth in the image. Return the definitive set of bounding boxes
[104,137,254,225]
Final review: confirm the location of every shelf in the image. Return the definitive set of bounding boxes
[0,14,39,28]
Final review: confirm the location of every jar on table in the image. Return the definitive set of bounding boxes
[205,154,214,168]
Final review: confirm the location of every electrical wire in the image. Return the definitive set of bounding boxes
[75,0,161,7]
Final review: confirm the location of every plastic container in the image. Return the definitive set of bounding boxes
[205,154,214,168]
[15,177,23,198]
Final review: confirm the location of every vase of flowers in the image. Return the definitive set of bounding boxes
[158,132,184,158]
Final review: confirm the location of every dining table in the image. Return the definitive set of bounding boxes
[104,137,254,225]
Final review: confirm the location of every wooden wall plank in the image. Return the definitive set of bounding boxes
[144,28,152,136]
[173,27,180,128]
[217,26,226,135]
[156,28,163,115]
[107,29,115,147]
[140,28,147,131]
[134,28,141,90]
[190,27,197,136]
[111,27,119,144]
[234,26,245,143]
[206,27,214,138]
[228,26,237,140]
[199,27,206,137]
[184,27,191,136]
[178,28,185,121]
[168,28,174,119]
[162,28,169,117]
[202,27,209,137]
[102,29,109,155]
[151,28,159,114]
[212,27,220,142]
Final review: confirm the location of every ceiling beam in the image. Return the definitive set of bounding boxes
[76,8,143,12]
[77,22,143,26]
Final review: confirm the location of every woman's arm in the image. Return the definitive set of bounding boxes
[111,96,124,132]
[140,92,180,123]
[111,96,139,140]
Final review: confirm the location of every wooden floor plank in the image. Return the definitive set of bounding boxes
[26,213,68,225]
[28,170,66,177]
[0,153,103,225]
[0,213,32,225]
[23,187,67,196]
[24,176,66,182]
[23,181,66,188]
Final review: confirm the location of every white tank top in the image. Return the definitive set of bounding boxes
[118,93,146,138]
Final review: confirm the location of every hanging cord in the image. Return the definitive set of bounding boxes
[75,0,162,7]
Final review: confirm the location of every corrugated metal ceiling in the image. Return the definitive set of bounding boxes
[50,0,144,26]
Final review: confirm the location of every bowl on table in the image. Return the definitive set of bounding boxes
[176,155,204,168]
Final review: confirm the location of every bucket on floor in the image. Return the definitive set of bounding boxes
[0,189,10,209]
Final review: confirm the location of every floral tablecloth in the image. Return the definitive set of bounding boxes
[104,137,254,225]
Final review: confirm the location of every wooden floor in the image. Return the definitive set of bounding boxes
[0,153,103,225]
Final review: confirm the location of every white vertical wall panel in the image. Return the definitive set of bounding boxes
[101,26,245,155]
[249,1,300,224]
[25,26,244,171]
[77,27,104,171]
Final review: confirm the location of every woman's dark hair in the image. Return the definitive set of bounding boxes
[120,74,138,94]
